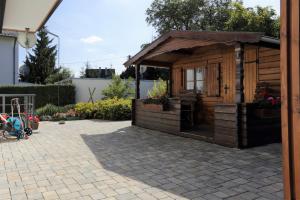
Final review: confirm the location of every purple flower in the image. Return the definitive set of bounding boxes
[267,97,274,101]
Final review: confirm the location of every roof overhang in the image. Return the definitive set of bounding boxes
[124,31,280,67]
[0,0,62,33]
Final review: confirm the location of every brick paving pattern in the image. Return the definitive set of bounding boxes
[0,120,283,200]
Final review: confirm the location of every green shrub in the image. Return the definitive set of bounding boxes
[75,98,132,120]
[36,104,65,117]
[0,85,75,108]
[63,104,76,111]
[74,102,95,119]
[102,75,134,99]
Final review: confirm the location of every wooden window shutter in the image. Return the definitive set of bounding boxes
[207,63,221,97]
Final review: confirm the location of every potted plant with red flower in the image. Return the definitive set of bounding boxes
[253,82,281,119]
[28,115,40,130]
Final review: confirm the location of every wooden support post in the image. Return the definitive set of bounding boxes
[235,43,245,104]
[281,0,300,198]
[234,43,245,148]
[131,99,136,125]
[169,67,173,97]
[135,64,141,99]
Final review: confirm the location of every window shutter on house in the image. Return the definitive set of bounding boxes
[207,63,220,97]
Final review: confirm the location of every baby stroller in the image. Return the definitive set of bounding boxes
[0,98,32,140]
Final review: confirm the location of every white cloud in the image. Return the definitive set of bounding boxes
[80,36,103,44]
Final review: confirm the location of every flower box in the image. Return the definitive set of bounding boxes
[142,103,163,112]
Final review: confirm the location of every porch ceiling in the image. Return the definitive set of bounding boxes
[1,0,62,33]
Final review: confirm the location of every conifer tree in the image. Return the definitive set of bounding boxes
[25,27,57,84]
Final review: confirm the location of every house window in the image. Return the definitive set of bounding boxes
[196,68,205,92]
[186,69,195,90]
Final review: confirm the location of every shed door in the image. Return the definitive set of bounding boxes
[244,47,258,103]
[222,49,236,103]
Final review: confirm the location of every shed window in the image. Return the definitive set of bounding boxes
[186,69,195,90]
[196,68,205,92]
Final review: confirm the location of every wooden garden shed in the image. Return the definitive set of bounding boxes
[125,31,280,148]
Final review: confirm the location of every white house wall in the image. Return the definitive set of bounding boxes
[71,78,154,103]
[0,36,18,85]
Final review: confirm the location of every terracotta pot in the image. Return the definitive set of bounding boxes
[143,103,163,112]
[254,108,280,119]
[30,121,39,130]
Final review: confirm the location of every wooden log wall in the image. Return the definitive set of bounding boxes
[244,46,258,103]
[134,99,181,133]
[214,104,240,148]
[172,44,236,125]
[244,45,280,102]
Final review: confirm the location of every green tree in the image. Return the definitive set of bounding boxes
[120,65,136,79]
[79,61,91,78]
[45,67,73,84]
[25,27,57,84]
[146,0,234,35]
[102,75,135,99]
[146,0,279,38]
[225,2,280,38]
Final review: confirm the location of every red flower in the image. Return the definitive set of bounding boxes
[28,115,40,123]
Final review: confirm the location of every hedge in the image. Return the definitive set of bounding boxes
[75,98,132,120]
[0,85,75,108]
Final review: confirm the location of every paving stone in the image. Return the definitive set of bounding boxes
[0,120,283,200]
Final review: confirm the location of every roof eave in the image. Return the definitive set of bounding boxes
[124,31,176,66]
[124,31,280,67]
[37,0,62,32]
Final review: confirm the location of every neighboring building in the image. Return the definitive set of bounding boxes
[0,33,18,85]
[126,31,280,148]
[85,68,115,79]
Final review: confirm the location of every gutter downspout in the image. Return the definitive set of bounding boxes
[13,37,17,84]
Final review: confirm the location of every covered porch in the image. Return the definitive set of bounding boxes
[126,31,281,148]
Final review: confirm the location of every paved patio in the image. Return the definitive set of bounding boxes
[0,120,283,200]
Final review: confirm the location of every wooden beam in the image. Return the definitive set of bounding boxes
[235,43,245,103]
[135,64,141,99]
[0,0,6,33]
[281,0,300,198]
[140,60,172,68]
[167,50,194,56]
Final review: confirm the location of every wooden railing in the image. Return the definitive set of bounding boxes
[133,99,181,133]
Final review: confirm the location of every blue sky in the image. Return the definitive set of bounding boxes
[19,0,280,76]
